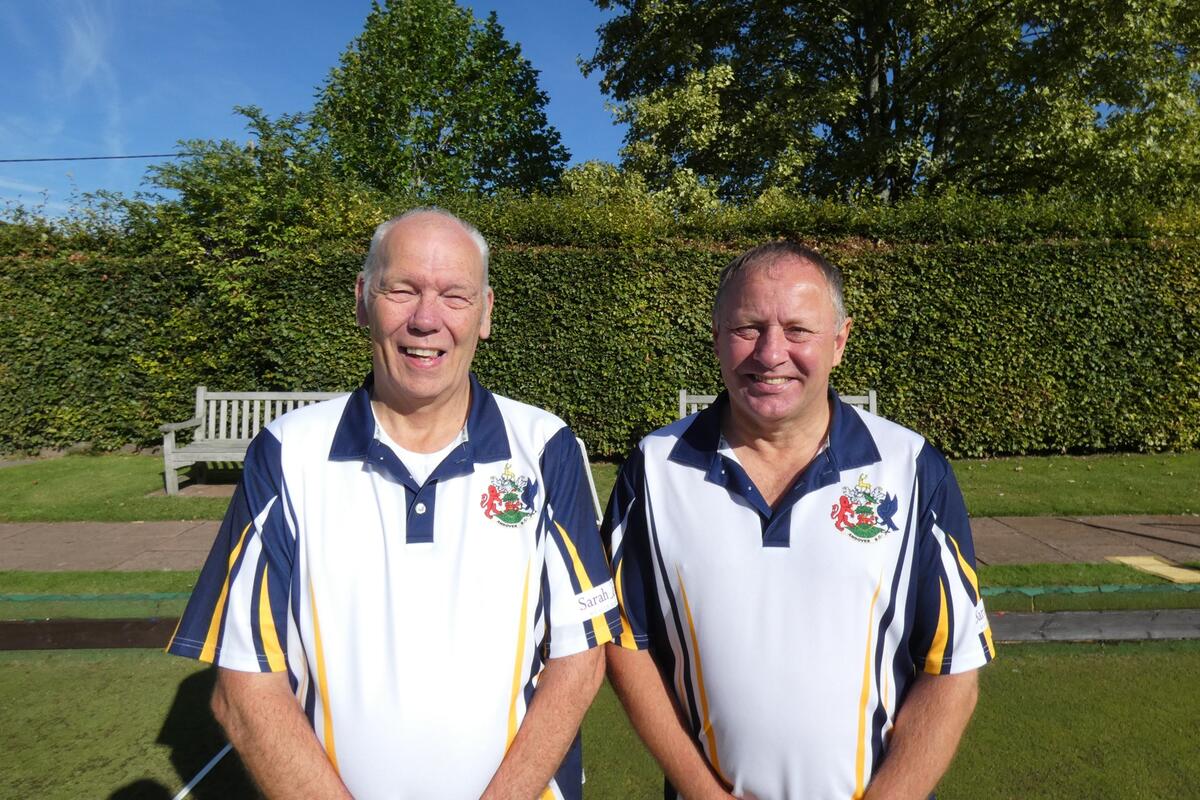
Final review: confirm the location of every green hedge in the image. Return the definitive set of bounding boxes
[2,199,1198,459]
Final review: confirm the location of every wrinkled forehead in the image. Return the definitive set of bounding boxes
[378,215,487,286]
[717,256,837,318]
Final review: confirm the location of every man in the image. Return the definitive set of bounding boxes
[605,241,994,799]
[168,208,621,799]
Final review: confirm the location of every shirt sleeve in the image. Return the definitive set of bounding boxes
[908,442,997,674]
[539,426,622,659]
[601,445,657,651]
[165,429,294,673]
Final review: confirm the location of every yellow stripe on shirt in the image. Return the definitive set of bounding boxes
[924,580,950,675]
[258,570,286,672]
[853,571,885,799]
[308,574,339,772]
[948,533,996,657]
[555,522,615,646]
[613,557,638,650]
[677,568,727,784]
[507,559,534,748]
[198,522,253,663]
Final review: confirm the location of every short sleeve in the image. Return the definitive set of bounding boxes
[166,430,294,673]
[602,445,657,651]
[539,427,622,659]
[908,443,996,674]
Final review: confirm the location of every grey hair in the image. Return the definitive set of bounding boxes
[712,240,846,325]
[360,207,490,289]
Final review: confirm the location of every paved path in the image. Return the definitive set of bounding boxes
[990,609,1200,642]
[3,514,1200,643]
[3,514,1198,572]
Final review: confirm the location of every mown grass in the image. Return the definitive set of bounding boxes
[2,642,1198,799]
[2,451,1198,522]
[0,455,229,522]
[955,451,1200,517]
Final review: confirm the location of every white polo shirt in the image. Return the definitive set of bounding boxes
[168,374,621,800]
[606,391,994,800]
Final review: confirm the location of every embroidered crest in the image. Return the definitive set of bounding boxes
[480,463,538,527]
[831,473,899,542]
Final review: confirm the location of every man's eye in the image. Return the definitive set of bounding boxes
[733,327,759,338]
[444,295,470,308]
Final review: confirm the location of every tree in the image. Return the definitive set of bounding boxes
[584,1,1200,202]
[143,106,382,266]
[315,0,568,196]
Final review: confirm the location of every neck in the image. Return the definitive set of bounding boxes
[723,394,832,458]
[370,381,472,453]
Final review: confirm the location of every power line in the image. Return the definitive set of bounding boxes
[0,153,193,164]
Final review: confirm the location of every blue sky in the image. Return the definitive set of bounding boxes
[0,0,624,215]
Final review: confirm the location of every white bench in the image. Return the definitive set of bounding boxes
[160,387,343,495]
[678,388,879,419]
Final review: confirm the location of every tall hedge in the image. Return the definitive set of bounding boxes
[2,197,1198,458]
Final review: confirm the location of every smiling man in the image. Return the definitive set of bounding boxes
[168,208,620,799]
[604,240,994,800]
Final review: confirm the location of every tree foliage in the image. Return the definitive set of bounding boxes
[585,0,1200,201]
[315,0,568,196]
[141,106,384,267]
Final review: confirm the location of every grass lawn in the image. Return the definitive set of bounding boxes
[955,450,1200,517]
[2,641,1198,799]
[2,451,1198,522]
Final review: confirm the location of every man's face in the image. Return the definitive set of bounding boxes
[713,256,852,433]
[355,214,493,412]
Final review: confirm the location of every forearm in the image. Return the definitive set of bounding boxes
[606,644,734,800]
[863,670,979,800]
[212,667,351,799]
[480,646,606,800]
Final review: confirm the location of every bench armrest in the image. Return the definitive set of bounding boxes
[159,417,202,434]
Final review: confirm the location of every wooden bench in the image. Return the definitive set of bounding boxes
[678,388,879,419]
[161,388,606,523]
[160,387,344,495]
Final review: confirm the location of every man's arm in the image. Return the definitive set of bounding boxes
[862,669,979,800]
[480,646,606,800]
[607,644,735,800]
[212,668,352,799]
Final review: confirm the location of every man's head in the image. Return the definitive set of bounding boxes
[712,240,852,435]
[355,208,494,413]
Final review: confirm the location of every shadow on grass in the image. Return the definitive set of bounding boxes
[110,667,259,799]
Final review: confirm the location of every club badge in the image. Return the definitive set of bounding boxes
[831,473,899,542]
[480,463,538,526]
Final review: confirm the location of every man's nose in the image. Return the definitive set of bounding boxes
[753,326,787,365]
[407,293,440,333]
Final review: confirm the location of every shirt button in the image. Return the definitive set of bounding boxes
[415,502,427,515]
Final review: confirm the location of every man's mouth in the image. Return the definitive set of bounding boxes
[403,346,444,362]
[750,375,792,385]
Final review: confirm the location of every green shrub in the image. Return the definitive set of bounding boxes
[2,194,1197,458]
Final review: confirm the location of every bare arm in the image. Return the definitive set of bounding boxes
[863,669,979,800]
[480,645,606,800]
[212,667,351,799]
[606,644,735,800]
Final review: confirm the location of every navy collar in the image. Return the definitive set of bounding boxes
[329,373,511,486]
[668,386,882,537]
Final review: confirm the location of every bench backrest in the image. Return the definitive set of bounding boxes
[678,388,879,419]
[194,387,346,441]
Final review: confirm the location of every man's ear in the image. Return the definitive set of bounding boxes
[479,287,495,340]
[831,317,853,368]
[355,275,369,327]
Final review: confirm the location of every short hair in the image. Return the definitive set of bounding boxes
[360,207,490,289]
[712,240,846,325]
